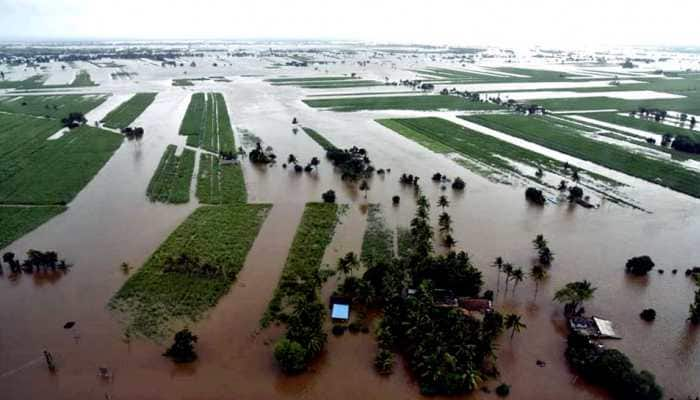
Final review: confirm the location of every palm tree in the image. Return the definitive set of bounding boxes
[538,246,554,265]
[437,195,450,210]
[504,314,526,340]
[510,268,524,295]
[532,234,547,250]
[438,212,453,235]
[553,280,597,316]
[530,265,547,300]
[572,169,580,183]
[503,263,514,292]
[443,234,456,249]
[336,252,359,280]
[492,257,504,294]
[359,180,370,199]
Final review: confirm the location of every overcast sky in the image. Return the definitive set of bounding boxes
[1,0,699,47]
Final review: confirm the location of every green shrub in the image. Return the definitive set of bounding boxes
[274,338,307,374]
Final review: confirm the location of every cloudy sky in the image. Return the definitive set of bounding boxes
[1,0,698,47]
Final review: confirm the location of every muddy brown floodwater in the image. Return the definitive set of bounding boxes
[1,58,699,400]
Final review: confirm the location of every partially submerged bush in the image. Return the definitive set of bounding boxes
[322,190,336,203]
[163,329,198,363]
[625,256,655,276]
[495,383,511,397]
[274,338,307,374]
[332,324,346,336]
[640,308,656,322]
[392,195,400,205]
[525,187,545,205]
[374,348,394,375]
[451,177,466,190]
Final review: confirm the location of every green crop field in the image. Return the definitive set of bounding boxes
[0,206,66,249]
[464,114,700,198]
[416,66,589,84]
[301,127,337,151]
[262,202,339,326]
[0,94,108,118]
[146,145,196,204]
[110,203,271,338]
[178,92,235,153]
[101,93,157,129]
[360,204,393,268]
[0,117,123,205]
[378,117,620,189]
[267,76,351,83]
[196,154,247,204]
[267,76,385,88]
[69,70,97,87]
[582,112,700,139]
[0,70,97,90]
[303,95,501,112]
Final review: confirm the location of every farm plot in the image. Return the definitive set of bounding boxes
[110,203,271,338]
[0,94,108,118]
[464,114,700,198]
[268,76,383,88]
[0,206,66,249]
[146,145,196,204]
[301,127,337,151]
[178,92,235,153]
[196,153,247,204]
[101,93,157,129]
[360,204,393,268]
[303,95,501,112]
[262,203,340,326]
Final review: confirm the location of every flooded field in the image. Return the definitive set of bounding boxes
[1,44,699,400]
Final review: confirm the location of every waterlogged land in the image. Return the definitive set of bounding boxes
[377,117,635,206]
[146,145,196,204]
[263,202,340,325]
[267,76,383,88]
[0,70,97,90]
[101,92,157,129]
[179,92,235,153]
[465,114,700,198]
[196,154,247,204]
[110,204,271,338]
[360,204,393,267]
[304,95,501,112]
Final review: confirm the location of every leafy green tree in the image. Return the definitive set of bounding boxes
[163,329,198,363]
[437,195,450,210]
[438,212,453,235]
[274,338,307,374]
[337,251,359,280]
[689,287,700,324]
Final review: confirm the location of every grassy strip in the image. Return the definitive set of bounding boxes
[213,93,235,153]
[262,203,340,326]
[110,204,271,338]
[70,70,97,87]
[465,114,700,198]
[0,70,97,90]
[0,94,108,118]
[179,93,206,136]
[0,117,123,205]
[146,145,196,204]
[196,154,246,204]
[304,95,501,112]
[301,127,337,151]
[0,206,66,249]
[361,204,394,268]
[101,93,157,129]
[294,80,383,89]
[396,227,412,259]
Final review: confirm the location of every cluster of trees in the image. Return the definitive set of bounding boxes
[565,333,662,400]
[532,234,554,265]
[436,195,456,249]
[121,126,144,140]
[1,250,68,274]
[399,173,420,186]
[631,107,667,122]
[274,294,327,374]
[330,194,511,394]
[326,146,373,181]
[61,112,86,129]
[249,142,276,164]
[284,154,320,173]
[671,135,700,154]
[625,255,655,276]
[690,285,700,325]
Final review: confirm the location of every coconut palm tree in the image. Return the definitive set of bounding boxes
[437,195,450,210]
[492,257,504,294]
[359,180,370,199]
[438,212,453,235]
[503,263,514,292]
[532,234,547,250]
[504,314,526,340]
[530,265,547,300]
[510,268,524,295]
[336,252,359,280]
[553,280,597,316]
[443,234,456,249]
